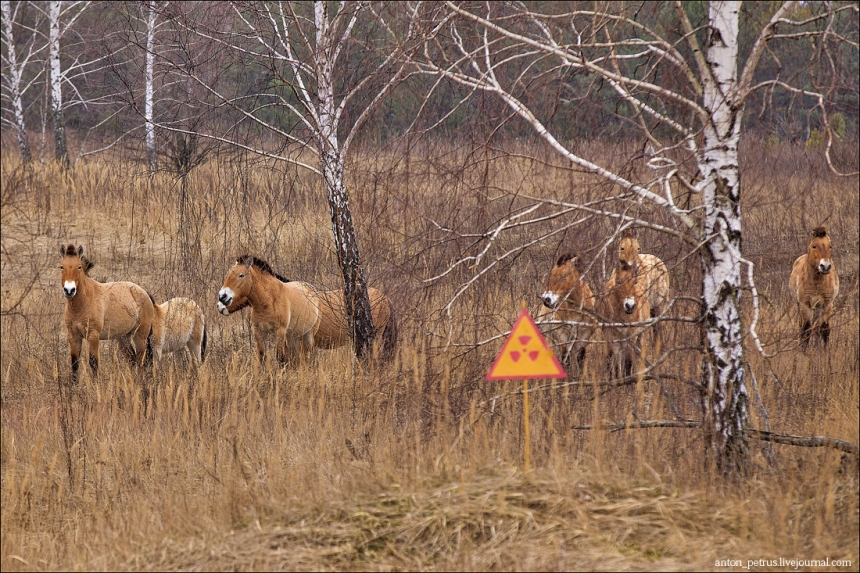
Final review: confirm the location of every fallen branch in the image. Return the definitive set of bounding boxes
[569,420,859,455]
[748,430,860,455]
[572,420,701,432]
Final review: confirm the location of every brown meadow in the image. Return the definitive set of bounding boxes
[1,138,858,571]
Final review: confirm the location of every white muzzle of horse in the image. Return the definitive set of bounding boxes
[541,291,559,309]
[63,281,77,298]
[217,287,234,315]
[818,260,832,274]
[623,297,636,314]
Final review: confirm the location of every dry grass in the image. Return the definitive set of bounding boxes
[1,139,858,571]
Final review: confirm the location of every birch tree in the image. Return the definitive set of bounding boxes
[154,1,425,356]
[414,1,858,474]
[144,0,157,172]
[43,0,91,168]
[1,0,45,164]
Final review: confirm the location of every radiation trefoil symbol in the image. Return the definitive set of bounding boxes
[486,308,566,380]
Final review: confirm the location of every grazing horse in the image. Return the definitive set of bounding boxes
[217,255,398,362]
[59,244,157,382]
[789,226,839,348]
[609,235,669,318]
[600,263,650,379]
[217,256,319,364]
[153,298,207,364]
[540,253,596,375]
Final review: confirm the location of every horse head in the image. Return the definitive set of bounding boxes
[542,253,586,309]
[59,244,93,299]
[610,264,642,316]
[217,255,255,315]
[807,226,834,275]
[618,235,640,272]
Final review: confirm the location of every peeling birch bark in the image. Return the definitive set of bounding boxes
[698,1,750,475]
[1,0,32,163]
[49,0,68,169]
[145,0,156,172]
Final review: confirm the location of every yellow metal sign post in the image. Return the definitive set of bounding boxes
[486,304,566,477]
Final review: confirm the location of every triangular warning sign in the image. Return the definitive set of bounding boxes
[486,308,566,380]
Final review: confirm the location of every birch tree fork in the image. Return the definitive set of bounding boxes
[159,1,424,356]
[414,1,857,474]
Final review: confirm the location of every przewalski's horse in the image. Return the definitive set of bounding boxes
[59,244,158,383]
[609,235,669,318]
[789,226,839,348]
[540,253,596,375]
[217,256,319,364]
[600,263,651,379]
[217,255,398,362]
[153,298,207,364]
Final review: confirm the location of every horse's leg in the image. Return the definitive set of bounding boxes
[301,330,315,360]
[276,327,291,365]
[820,300,834,345]
[252,323,266,362]
[68,333,83,384]
[87,330,100,377]
[799,303,813,350]
[118,337,136,363]
[606,342,618,380]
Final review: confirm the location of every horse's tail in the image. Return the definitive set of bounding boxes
[200,321,208,363]
[145,291,156,366]
[381,297,398,360]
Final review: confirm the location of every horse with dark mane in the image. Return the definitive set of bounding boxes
[217,255,397,363]
[599,262,651,379]
[540,253,596,376]
[59,244,157,383]
[789,226,839,348]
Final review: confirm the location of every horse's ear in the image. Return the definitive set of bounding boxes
[811,226,827,238]
[77,245,84,257]
[556,253,575,267]
[243,255,254,268]
[60,244,66,257]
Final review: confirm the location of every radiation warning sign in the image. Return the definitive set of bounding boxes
[486,308,566,380]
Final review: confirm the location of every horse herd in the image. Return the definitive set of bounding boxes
[539,226,839,378]
[58,225,838,383]
[58,245,396,383]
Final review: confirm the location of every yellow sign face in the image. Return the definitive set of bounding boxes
[486,308,567,380]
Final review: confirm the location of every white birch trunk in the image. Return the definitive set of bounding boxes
[48,0,68,168]
[313,1,376,356]
[145,0,156,172]
[698,1,749,474]
[1,0,31,163]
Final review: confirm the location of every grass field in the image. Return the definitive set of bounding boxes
[1,139,858,571]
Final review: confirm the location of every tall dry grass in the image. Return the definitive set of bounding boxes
[1,138,858,571]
